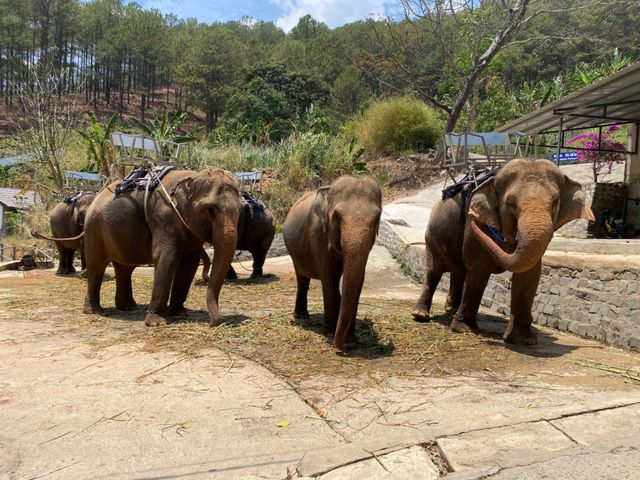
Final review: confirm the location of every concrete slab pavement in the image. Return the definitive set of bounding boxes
[0,319,342,479]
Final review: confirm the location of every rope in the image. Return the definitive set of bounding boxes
[234,250,253,272]
[146,166,202,242]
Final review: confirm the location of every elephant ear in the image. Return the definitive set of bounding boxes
[468,178,500,230]
[173,177,195,201]
[555,176,595,230]
[312,187,330,234]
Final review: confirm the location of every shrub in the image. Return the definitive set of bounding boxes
[345,96,442,159]
[189,132,366,222]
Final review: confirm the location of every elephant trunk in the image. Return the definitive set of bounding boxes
[470,207,553,274]
[206,212,238,325]
[333,219,374,350]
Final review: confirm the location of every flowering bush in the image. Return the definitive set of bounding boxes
[566,125,626,183]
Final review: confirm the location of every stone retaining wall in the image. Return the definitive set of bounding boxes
[378,219,640,351]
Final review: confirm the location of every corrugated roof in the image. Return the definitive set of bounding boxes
[498,61,640,134]
[0,187,39,209]
[0,155,34,167]
[64,170,102,182]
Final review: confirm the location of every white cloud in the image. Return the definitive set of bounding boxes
[270,0,388,32]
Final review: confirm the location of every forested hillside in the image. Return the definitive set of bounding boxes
[1,0,639,230]
[1,0,638,136]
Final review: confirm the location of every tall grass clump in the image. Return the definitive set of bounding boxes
[190,132,366,222]
[345,96,442,159]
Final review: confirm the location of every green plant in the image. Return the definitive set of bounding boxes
[345,96,442,160]
[79,112,119,178]
[133,108,202,142]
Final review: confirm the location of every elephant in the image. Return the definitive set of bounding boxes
[412,158,594,345]
[201,193,276,282]
[82,167,242,327]
[32,192,96,275]
[283,176,382,350]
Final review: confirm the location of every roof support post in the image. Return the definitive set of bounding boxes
[556,117,564,166]
[625,123,640,183]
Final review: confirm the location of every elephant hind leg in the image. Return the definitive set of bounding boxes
[293,273,311,320]
[168,249,201,316]
[445,270,465,313]
[450,261,492,334]
[84,259,108,314]
[250,239,270,278]
[114,262,137,311]
[412,247,445,322]
[226,264,238,280]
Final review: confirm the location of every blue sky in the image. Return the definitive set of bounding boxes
[139,1,397,31]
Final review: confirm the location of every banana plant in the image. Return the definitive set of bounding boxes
[131,108,203,160]
[131,107,203,143]
[79,111,119,179]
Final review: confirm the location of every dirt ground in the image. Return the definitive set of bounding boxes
[1,249,638,390]
[1,248,640,478]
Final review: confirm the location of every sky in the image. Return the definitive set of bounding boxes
[139,0,397,31]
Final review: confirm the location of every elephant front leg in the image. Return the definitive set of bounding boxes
[146,248,180,327]
[451,265,491,334]
[201,249,211,283]
[321,270,341,335]
[293,273,310,319]
[168,250,201,316]
[505,261,541,345]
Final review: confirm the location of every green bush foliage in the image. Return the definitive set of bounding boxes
[188,132,365,222]
[345,97,442,159]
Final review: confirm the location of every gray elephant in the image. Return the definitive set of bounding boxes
[83,167,242,327]
[412,159,594,345]
[32,192,96,275]
[283,176,382,350]
[201,192,276,282]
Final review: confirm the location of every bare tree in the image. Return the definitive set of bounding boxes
[13,64,84,193]
[386,0,631,133]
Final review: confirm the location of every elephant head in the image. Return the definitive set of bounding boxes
[71,194,96,231]
[468,159,594,273]
[313,176,382,349]
[173,168,242,325]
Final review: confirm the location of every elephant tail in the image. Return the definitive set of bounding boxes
[31,230,85,242]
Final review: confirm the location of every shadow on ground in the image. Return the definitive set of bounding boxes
[293,313,396,359]
[428,310,579,359]
[101,307,250,328]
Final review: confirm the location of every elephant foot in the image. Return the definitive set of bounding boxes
[293,310,310,320]
[411,306,430,323]
[504,325,538,346]
[145,312,167,327]
[116,299,138,311]
[201,275,209,284]
[444,298,459,313]
[226,270,238,280]
[450,316,478,334]
[83,302,103,315]
[167,306,188,317]
[250,270,263,279]
[335,336,359,352]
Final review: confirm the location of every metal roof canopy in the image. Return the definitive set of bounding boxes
[497,61,640,155]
